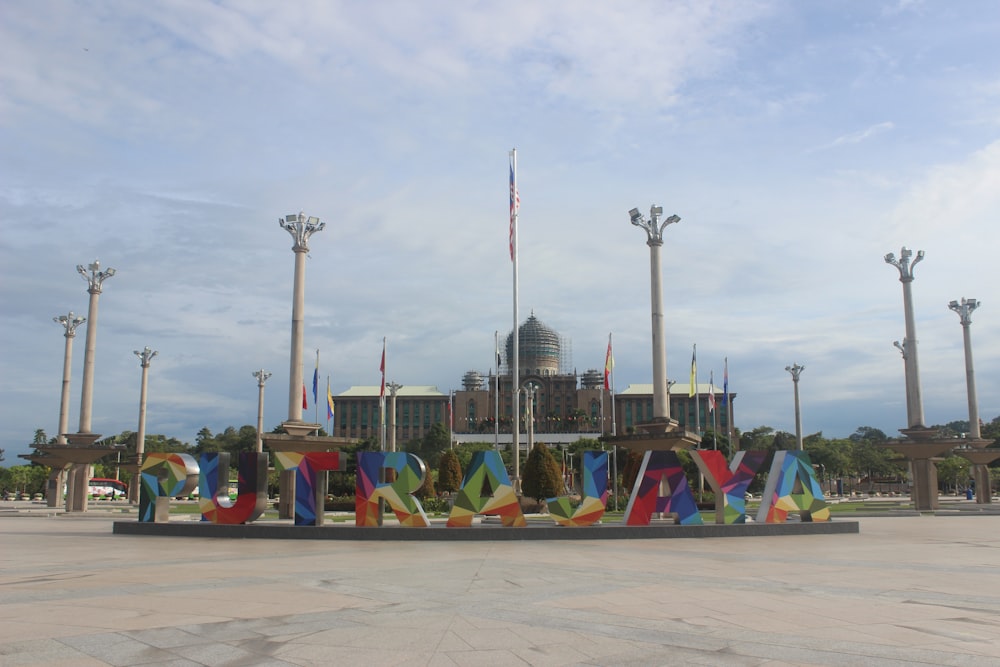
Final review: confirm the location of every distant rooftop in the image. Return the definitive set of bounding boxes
[337,385,447,398]
[620,383,733,396]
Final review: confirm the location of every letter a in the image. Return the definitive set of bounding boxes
[447,450,525,527]
[623,450,702,526]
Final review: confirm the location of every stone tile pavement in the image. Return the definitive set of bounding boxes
[1,508,999,666]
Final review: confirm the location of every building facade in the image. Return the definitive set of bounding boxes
[333,385,449,443]
[334,314,736,446]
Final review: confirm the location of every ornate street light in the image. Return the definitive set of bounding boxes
[884,247,925,428]
[630,205,680,424]
[948,298,981,439]
[785,363,805,450]
[53,312,86,444]
[252,370,272,452]
[131,347,158,501]
[278,212,324,434]
[74,260,115,438]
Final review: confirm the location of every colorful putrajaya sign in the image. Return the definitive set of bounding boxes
[138,448,829,527]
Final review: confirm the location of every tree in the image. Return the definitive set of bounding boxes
[936,455,971,494]
[2,464,49,496]
[849,426,887,444]
[437,449,462,494]
[414,468,436,499]
[194,427,220,455]
[805,437,852,480]
[851,439,903,492]
[521,442,563,502]
[413,422,451,468]
[740,426,775,451]
[453,442,505,471]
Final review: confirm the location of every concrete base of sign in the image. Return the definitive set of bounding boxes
[114,519,859,540]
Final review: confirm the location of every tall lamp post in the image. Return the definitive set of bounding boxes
[881,247,954,511]
[53,312,86,444]
[948,298,997,503]
[524,382,537,453]
[46,312,85,507]
[72,260,115,440]
[630,205,680,425]
[60,260,115,512]
[131,346,157,502]
[279,212,324,436]
[253,370,272,452]
[948,298,981,439]
[387,382,402,454]
[785,363,805,450]
[884,247,925,428]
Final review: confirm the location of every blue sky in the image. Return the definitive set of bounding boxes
[2,0,998,463]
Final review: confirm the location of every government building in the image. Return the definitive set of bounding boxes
[334,314,735,446]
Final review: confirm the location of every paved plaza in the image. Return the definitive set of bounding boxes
[1,506,999,666]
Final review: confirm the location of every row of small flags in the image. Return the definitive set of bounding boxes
[301,350,335,422]
[606,336,730,406]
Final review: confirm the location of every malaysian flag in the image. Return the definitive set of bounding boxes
[509,156,519,261]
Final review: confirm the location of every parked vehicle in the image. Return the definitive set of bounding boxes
[89,478,127,499]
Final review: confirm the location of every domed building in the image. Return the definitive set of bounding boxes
[334,312,736,447]
[454,313,609,441]
[453,312,736,445]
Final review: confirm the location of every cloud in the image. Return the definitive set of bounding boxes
[814,121,895,151]
[2,1,1000,464]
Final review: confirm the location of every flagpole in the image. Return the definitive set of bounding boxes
[494,330,500,450]
[609,333,617,437]
[723,357,733,450]
[380,337,386,452]
[710,370,717,450]
[608,332,618,512]
[691,343,700,435]
[510,148,521,492]
[313,349,319,433]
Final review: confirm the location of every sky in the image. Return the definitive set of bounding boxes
[2,0,998,464]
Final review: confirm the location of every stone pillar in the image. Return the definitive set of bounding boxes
[130,347,157,503]
[785,363,805,450]
[50,313,85,507]
[54,312,85,444]
[948,298,981,439]
[253,370,271,453]
[885,248,925,428]
[278,213,324,436]
[64,261,114,512]
[630,205,680,425]
[75,261,114,436]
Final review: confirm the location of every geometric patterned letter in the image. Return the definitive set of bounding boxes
[138,452,199,523]
[690,450,765,524]
[756,450,829,523]
[547,450,608,527]
[623,450,702,526]
[197,452,269,525]
[273,451,343,526]
[446,449,526,527]
[355,451,430,527]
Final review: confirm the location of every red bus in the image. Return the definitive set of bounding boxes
[89,478,127,499]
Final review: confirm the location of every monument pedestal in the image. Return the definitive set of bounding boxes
[22,437,123,512]
[880,427,957,511]
[605,418,702,454]
[954,439,1000,504]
